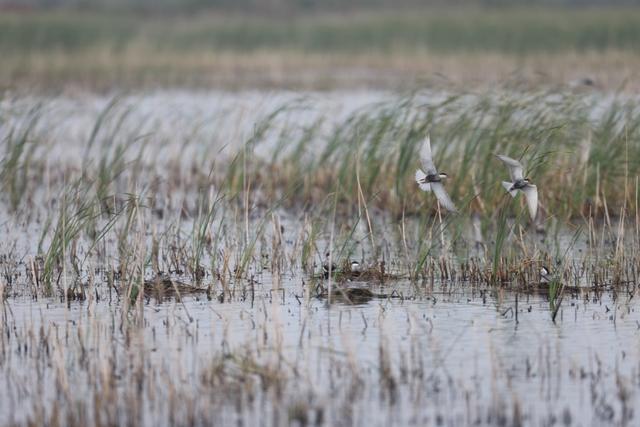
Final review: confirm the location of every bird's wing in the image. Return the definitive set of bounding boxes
[502,181,517,197]
[420,135,438,174]
[522,184,538,220]
[415,169,431,192]
[496,154,524,181]
[431,182,457,213]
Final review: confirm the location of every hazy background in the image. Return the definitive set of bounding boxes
[1,0,639,91]
[3,0,640,12]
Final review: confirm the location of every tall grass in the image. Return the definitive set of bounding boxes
[248,91,640,221]
[0,105,41,211]
[1,89,639,299]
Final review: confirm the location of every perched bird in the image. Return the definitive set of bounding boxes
[415,135,457,212]
[539,266,551,284]
[322,252,336,279]
[496,154,538,220]
[350,260,361,274]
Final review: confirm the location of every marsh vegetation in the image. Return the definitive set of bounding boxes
[0,88,640,425]
[2,3,640,426]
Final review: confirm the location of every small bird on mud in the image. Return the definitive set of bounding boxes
[415,135,457,213]
[496,154,538,221]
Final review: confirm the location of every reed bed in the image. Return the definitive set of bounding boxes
[0,89,639,294]
[1,89,640,425]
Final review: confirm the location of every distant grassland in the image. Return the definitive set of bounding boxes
[1,7,640,90]
[4,8,640,53]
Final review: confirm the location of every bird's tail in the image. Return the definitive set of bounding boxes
[502,181,517,197]
[415,169,431,192]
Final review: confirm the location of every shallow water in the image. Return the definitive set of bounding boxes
[1,275,638,426]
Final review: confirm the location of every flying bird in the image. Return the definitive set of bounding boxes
[415,135,457,212]
[496,154,538,220]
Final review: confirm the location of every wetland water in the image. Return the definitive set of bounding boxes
[2,278,637,426]
[1,89,640,426]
